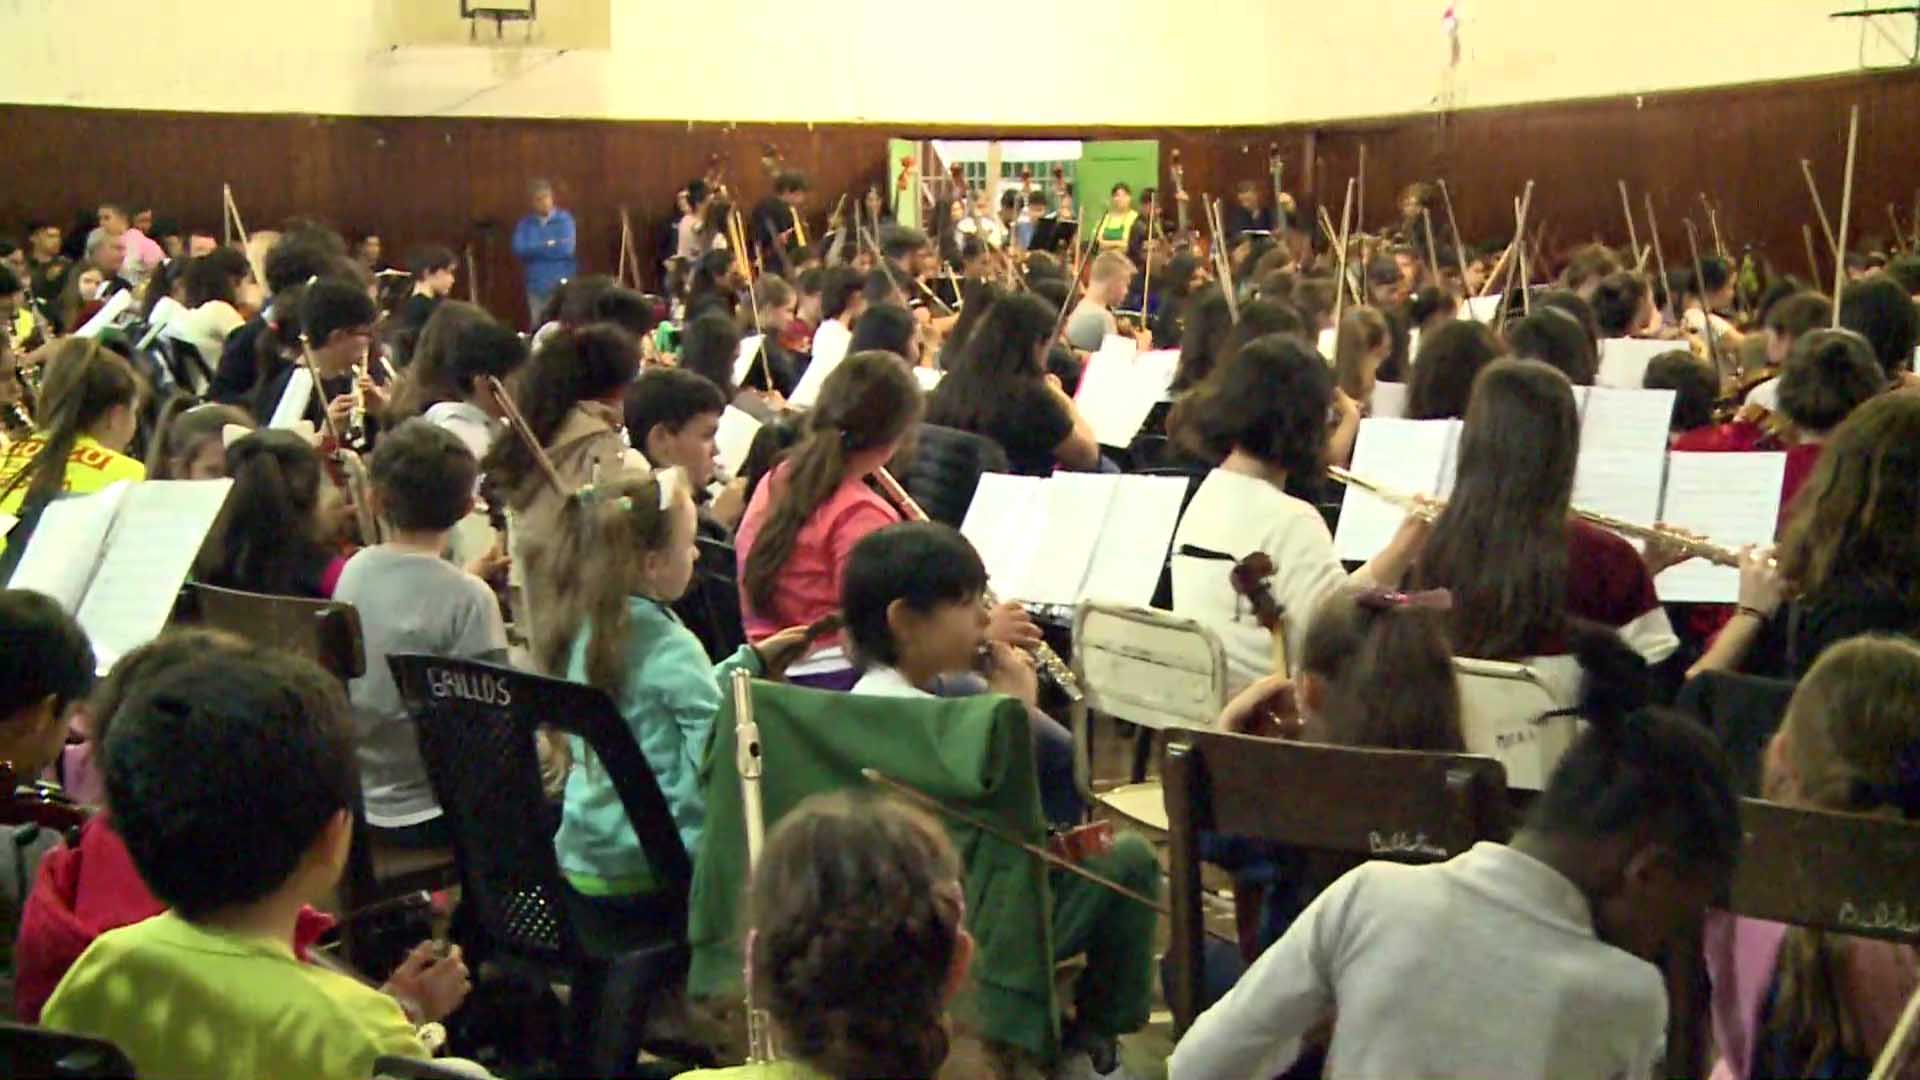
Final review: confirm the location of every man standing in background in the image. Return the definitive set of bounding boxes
[512,178,576,327]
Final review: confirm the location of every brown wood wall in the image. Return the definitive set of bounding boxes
[6,66,1919,326]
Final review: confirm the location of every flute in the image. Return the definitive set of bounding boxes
[731,668,777,1064]
[1326,467,1742,567]
[872,468,1085,703]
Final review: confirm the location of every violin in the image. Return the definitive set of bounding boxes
[1226,552,1298,740]
[1168,149,1206,260]
[0,761,89,843]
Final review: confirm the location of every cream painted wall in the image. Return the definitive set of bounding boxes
[0,0,1894,125]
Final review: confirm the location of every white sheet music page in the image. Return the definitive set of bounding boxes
[713,405,763,480]
[7,482,133,611]
[1077,474,1188,607]
[788,325,852,409]
[959,473,1048,605]
[1021,473,1121,607]
[75,479,234,672]
[1597,338,1674,389]
[1653,452,1786,604]
[1462,295,1502,323]
[267,366,315,431]
[1572,387,1675,528]
[731,334,766,387]
[1074,336,1173,449]
[1333,419,1458,561]
[1369,381,1408,419]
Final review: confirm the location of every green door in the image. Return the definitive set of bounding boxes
[888,137,919,230]
[1075,139,1160,246]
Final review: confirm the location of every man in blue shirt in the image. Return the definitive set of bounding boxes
[511,178,576,327]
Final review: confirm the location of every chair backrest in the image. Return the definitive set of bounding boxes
[0,1021,136,1079]
[1454,656,1582,791]
[1674,670,1797,797]
[1072,602,1227,732]
[1666,799,1920,1075]
[388,654,691,966]
[900,423,1010,527]
[1164,730,1510,1032]
[188,582,366,681]
[673,533,746,663]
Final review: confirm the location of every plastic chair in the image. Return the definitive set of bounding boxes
[1453,656,1582,791]
[673,533,745,663]
[0,1022,136,1079]
[1164,731,1510,1033]
[388,654,700,1078]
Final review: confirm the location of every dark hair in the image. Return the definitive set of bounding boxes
[1221,298,1307,359]
[1301,588,1462,751]
[679,311,743,399]
[1682,255,1733,299]
[849,304,917,358]
[261,238,335,296]
[297,277,376,349]
[1291,277,1337,330]
[197,430,333,597]
[0,339,142,511]
[1407,284,1456,328]
[0,589,94,721]
[937,280,1005,365]
[1559,245,1623,295]
[1836,274,1920,373]
[751,791,963,1080]
[742,352,922,612]
[104,651,357,919]
[182,248,251,309]
[1779,391,1920,605]
[388,302,526,419]
[406,245,458,278]
[879,226,930,263]
[1406,320,1504,420]
[1642,350,1717,432]
[370,418,475,531]
[1506,308,1597,386]
[85,629,250,760]
[1591,273,1649,338]
[1413,359,1579,658]
[1884,255,1920,296]
[927,293,1052,434]
[625,367,726,451]
[862,271,903,309]
[820,267,864,321]
[1777,329,1884,434]
[1765,292,1834,343]
[481,324,639,508]
[774,172,809,196]
[146,400,252,479]
[842,523,989,667]
[1170,286,1235,392]
[1170,334,1331,473]
[590,286,658,339]
[554,274,619,327]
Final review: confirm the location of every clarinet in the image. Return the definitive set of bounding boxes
[732,668,777,1064]
[871,468,1085,703]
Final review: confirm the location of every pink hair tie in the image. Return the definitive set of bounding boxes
[1354,587,1453,613]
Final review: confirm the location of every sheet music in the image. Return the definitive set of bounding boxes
[1317,327,1337,357]
[1022,473,1119,607]
[1596,337,1675,389]
[1462,295,1502,323]
[731,334,766,387]
[1653,453,1787,604]
[959,473,1047,604]
[913,367,944,391]
[1333,419,1460,561]
[6,482,133,610]
[1077,474,1189,608]
[713,405,762,480]
[76,480,234,671]
[74,289,132,339]
[1369,381,1408,419]
[789,324,852,409]
[1074,338,1175,448]
[268,366,315,431]
[1572,387,1675,528]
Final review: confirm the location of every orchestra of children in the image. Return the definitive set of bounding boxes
[1,152,1918,1080]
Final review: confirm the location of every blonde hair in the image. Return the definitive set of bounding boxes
[1769,635,1920,1069]
[1090,251,1133,286]
[1333,305,1391,401]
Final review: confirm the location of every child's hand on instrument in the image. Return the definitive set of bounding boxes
[984,641,1039,707]
[986,601,1043,650]
[383,942,471,1023]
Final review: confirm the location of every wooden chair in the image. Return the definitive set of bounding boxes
[186,583,457,964]
[1164,730,1511,1034]
[1667,798,1920,1075]
[1454,656,1582,791]
[1070,602,1229,830]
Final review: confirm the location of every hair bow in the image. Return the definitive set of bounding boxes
[1354,588,1453,613]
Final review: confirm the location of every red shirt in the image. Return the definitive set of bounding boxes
[734,462,901,651]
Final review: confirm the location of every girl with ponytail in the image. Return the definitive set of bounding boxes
[679,791,973,1080]
[0,339,145,529]
[193,429,345,598]
[734,351,923,690]
[1708,635,1920,1077]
